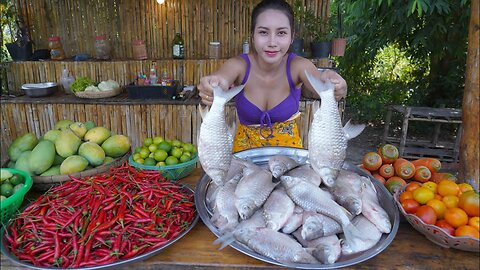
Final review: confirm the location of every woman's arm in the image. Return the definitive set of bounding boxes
[197,56,247,105]
[292,57,347,101]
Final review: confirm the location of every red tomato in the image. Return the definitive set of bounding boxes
[415,205,437,225]
[401,199,420,214]
[458,190,480,217]
[435,220,455,236]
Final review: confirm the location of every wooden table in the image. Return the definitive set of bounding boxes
[1,169,479,270]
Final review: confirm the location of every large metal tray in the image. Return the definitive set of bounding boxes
[195,146,400,269]
[1,185,199,270]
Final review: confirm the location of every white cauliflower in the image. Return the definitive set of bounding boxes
[98,80,120,91]
[85,85,100,92]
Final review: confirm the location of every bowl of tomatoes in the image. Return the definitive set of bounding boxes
[394,180,479,252]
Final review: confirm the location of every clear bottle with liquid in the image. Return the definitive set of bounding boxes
[172,33,185,59]
[149,61,158,84]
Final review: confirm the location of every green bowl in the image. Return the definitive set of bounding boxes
[0,168,33,224]
[128,154,198,181]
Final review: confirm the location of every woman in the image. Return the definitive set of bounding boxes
[197,0,347,152]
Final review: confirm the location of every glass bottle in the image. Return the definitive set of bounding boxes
[95,35,111,60]
[208,41,220,59]
[149,61,158,85]
[172,33,185,59]
[48,36,65,60]
[132,39,147,60]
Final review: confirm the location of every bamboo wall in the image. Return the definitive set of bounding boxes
[16,0,330,60]
[0,100,326,165]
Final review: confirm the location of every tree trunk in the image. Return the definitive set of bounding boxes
[459,0,479,191]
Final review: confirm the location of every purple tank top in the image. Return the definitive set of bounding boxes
[235,53,301,137]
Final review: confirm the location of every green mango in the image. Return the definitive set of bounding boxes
[55,129,82,158]
[69,122,88,139]
[84,121,96,130]
[102,156,114,165]
[43,129,62,143]
[29,140,56,174]
[40,165,61,176]
[60,155,89,175]
[54,119,74,131]
[14,151,33,175]
[7,133,38,161]
[78,142,105,166]
[84,126,111,145]
[101,135,131,158]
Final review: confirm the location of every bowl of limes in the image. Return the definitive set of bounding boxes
[129,136,198,180]
[0,168,33,224]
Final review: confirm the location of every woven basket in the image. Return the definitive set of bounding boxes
[74,87,122,99]
[31,151,130,191]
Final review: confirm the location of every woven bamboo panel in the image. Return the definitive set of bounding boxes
[16,0,329,60]
[0,100,321,165]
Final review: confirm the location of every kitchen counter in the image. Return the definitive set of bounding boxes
[1,169,478,270]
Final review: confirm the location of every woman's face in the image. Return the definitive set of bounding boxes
[252,9,292,64]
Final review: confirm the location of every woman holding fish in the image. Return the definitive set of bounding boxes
[197,0,347,152]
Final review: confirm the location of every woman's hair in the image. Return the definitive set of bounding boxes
[251,0,295,37]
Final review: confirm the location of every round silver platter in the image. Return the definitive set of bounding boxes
[1,185,199,270]
[195,146,400,269]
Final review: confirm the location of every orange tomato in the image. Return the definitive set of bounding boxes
[458,190,480,217]
[422,181,438,194]
[413,187,435,204]
[415,205,437,225]
[406,182,422,192]
[435,220,455,236]
[437,180,460,197]
[400,191,414,203]
[402,199,420,214]
[444,207,469,228]
[362,152,383,171]
[427,199,447,219]
[457,183,474,194]
[442,195,459,209]
[434,194,443,201]
[468,217,479,231]
[455,225,479,238]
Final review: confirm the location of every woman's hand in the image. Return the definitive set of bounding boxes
[321,69,347,101]
[197,76,218,106]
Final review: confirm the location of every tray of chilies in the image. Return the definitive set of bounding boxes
[195,147,400,269]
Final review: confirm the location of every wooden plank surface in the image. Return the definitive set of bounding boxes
[1,169,479,270]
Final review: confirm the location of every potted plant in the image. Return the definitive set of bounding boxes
[330,1,347,56]
[304,10,331,58]
[4,4,33,61]
[291,0,306,56]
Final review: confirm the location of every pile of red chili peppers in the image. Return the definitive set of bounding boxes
[4,162,196,268]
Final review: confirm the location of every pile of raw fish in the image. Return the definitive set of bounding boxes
[198,71,392,265]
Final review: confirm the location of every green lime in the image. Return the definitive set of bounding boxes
[9,174,25,186]
[154,149,168,162]
[134,146,143,154]
[153,136,164,145]
[156,161,166,167]
[144,157,157,166]
[165,139,172,144]
[183,143,194,153]
[133,153,142,160]
[179,154,190,163]
[1,183,14,197]
[148,144,158,153]
[183,151,192,158]
[148,152,155,158]
[171,148,183,158]
[172,140,182,147]
[13,183,24,194]
[165,156,179,166]
[158,141,172,153]
[135,158,145,164]
[139,148,150,159]
[143,137,153,147]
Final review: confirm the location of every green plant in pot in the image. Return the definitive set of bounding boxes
[291,0,306,56]
[304,9,331,58]
[3,3,33,61]
[330,0,347,56]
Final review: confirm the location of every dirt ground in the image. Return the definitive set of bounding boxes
[345,123,384,165]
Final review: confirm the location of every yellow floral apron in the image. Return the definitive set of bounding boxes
[232,112,303,153]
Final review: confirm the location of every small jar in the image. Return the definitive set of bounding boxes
[208,41,220,59]
[95,35,111,60]
[132,39,147,60]
[48,36,65,60]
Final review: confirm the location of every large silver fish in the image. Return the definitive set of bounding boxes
[305,71,365,187]
[268,155,301,178]
[285,164,322,187]
[360,176,392,233]
[235,166,277,219]
[341,215,383,255]
[263,187,295,231]
[280,175,369,253]
[234,227,318,264]
[301,211,344,240]
[329,169,364,215]
[281,206,304,234]
[211,178,240,233]
[293,230,342,264]
[198,85,245,186]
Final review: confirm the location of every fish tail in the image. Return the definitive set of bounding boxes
[305,70,335,97]
[212,231,235,250]
[213,85,244,105]
[343,119,366,140]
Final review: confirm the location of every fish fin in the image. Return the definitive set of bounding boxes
[212,231,235,250]
[305,70,335,96]
[343,119,366,140]
[198,104,209,120]
[213,84,245,104]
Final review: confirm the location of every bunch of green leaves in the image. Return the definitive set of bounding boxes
[304,10,331,42]
[70,77,95,92]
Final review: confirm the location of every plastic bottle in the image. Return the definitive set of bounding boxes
[149,61,158,85]
[161,68,171,86]
[48,36,65,60]
[172,33,185,59]
[95,35,111,60]
[242,39,250,54]
[60,68,74,94]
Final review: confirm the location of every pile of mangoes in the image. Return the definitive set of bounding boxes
[6,120,131,176]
